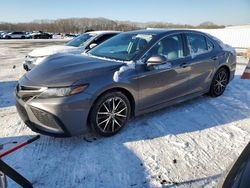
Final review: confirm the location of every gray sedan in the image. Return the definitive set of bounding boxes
[15,29,236,137]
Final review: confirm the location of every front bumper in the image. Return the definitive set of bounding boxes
[15,90,93,137]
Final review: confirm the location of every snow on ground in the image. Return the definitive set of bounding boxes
[0,40,250,188]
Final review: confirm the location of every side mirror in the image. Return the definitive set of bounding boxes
[89,43,97,49]
[146,55,167,67]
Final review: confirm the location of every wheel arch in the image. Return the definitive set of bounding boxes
[217,65,230,83]
[87,87,136,126]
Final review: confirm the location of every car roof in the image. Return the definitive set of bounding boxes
[124,28,210,36]
[86,30,121,35]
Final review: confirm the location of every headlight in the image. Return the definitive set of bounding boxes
[37,85,88,98]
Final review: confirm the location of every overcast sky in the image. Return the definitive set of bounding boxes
[0,0,249,25]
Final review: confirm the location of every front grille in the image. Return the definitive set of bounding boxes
[30,107,60,130]
[16,101,29,121]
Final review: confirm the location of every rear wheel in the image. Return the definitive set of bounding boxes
[90,92,131,136]
[208,67,229,97]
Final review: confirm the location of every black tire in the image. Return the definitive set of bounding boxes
[208,67,229,97]
[90,91,131,136]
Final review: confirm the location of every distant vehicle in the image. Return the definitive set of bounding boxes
[30,31,52,39]
[0,31,6,39]
[2,31,31,39]
[52,33,62,39]
[65,33,78,38]
[23,31,120,71]
[218,142,250,188]
[16,29,236,137]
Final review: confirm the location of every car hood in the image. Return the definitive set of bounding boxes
[22,53,122,87]
[28,45,82,57]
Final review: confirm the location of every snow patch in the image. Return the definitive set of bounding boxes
[83,52,127,63]
[113,61,135,82]
[82,52,136,82]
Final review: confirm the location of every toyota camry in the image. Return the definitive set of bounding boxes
[15,29,236,137]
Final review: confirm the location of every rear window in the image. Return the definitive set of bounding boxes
[66,33,96,47]
[186,33,208,55]
[207,39,214,51]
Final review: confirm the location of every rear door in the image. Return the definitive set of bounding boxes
[183,32,217,94]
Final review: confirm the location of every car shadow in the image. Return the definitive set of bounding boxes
[0,80,17,108]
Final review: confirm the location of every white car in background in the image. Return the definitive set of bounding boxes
[23,31,120,71]
[2,31,31,39]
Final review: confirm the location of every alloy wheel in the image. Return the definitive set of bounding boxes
[96,97,128,133]
[213,70,228,95]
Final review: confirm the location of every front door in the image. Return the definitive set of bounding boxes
[137,34,191,110]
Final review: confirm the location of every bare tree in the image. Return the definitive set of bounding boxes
[0,18,225,33]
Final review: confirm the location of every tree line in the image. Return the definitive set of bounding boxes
[0,18,225,33]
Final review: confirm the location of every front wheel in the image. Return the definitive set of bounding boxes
[90,91,131,136]
[208,67,229,97]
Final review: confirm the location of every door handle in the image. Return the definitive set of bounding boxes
[180,63,189,68]
[211,56,218,61]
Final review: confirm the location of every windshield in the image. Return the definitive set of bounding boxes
[88,33,155,61]
[66,33,96,47]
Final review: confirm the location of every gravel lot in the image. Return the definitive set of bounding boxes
[0,40,249,188]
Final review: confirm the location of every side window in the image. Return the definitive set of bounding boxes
[94,34,117,45]
[147,34,184,61]
[207,38,214,51]
[186,33,208,55]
